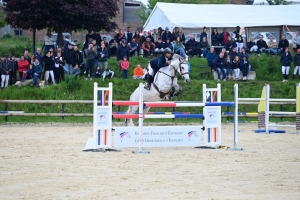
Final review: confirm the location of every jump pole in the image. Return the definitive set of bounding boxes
[132,83,150,154]
[227,83,243,151]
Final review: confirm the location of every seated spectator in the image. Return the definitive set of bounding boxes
[31,58,42,87]
[133,31,142,54]
[178,28,185,43]
[155,38,164,55]
[21,64,33,82]
[164,38,171,49]
[95,66,102,78]
[44,29,55,52]
[162,27,172,42]
[292,49,300,80]
[98,43,109,71]
[225,55,233,79]
[280,47,293,82]
[240,56,249,81]
[120,56,130,79]
[211,28,221,46]
[147,31,155,43]
[268,36,278,55]
[72,64,81,77]
[256,35,270,55]
[200,27,208,43]
[278,36,289,54]
[173,36,187,59]
[142,37,155,58]
[185,34,200,57]
[199,37,210,58]
[133,64,144,79]
[220,28,230,46]
[240,47,249,60]
[292,29,300,50]
[230,47,239,61]
[141,31,147,43]
[220,48,227,57]
[1,55,12,89]
[143,65,149,80]
[206,47,216,71]
[102,68,114,82]
[109,39,118,57]
[214,53,227,81]
[232,56,240,80]
[246,37,258,53]
[225,36,237,53]
[128,38,139,57]
[17,55,29,81]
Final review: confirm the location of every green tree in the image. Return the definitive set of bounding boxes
[135,0,226,24]
[0,9,6,28]
[265,0,292,4]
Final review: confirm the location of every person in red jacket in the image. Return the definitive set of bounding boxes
[120,56,130,79]
[17,55,29,80]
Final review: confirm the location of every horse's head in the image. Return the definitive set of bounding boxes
[171,54,190,83]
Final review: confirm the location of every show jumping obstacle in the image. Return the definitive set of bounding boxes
[83,82,242,153]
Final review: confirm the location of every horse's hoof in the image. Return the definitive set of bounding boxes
[164,95,171,100]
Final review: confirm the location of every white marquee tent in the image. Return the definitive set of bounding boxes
[252,0,300,5]
[143,3,300,31]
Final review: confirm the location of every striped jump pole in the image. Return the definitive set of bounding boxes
[113,114,205,119]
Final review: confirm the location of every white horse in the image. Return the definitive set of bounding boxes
[125,54,190,126]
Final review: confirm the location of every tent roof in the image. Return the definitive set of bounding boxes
[252,0,300,5]
[143,3,300,31]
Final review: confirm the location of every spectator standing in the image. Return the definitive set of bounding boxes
[225,36,237,53]
[44,51,56,86]
[120,56,130,79]
[186,35,200,57]
[233,26,244,53]
[154,38,164,55]
[31,58,42,87]
[10,55,18,85]
[63,35,75,52]
[211,28,220,46]
[200,27,208,43]
[17,55,29,81]
[267,36,278,55]
[85,30,94,43]
[240,56,249,80]
[24,50,31,64]
[247,37,258,53]
[72,46,84,70]
[225,55,233,79]
[91,40,100,76]
[128,38,139,57]
[93,31,102,46]
[214,53,227,81]
[206,47,216,71]
[125,27,133,43]
[292,49,300,79]
[54,52,65,83]
[220,28,230,46]
[117,41,130,77]
[162,27,172,42]
[199,37,210,58]
[232,56,240,80]
[278,36,289,54]
[64,44,74,75]
[256,35,270,55]
[98,43,109,71]
[292,29,300,50]
[33,48,43,67]
[44,29,55,52]
[178,28,185,43]
[85,44,97,79]
[102,68,114,82]
[115,29,125,45]
[133,64,144,79]
[280,48,293,82]
[142,37,155,58]
[0,55,12,89]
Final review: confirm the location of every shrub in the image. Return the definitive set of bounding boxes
[63,76,83,92]
[2,34,12,39]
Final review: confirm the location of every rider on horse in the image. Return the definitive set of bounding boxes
[144,48,173,90]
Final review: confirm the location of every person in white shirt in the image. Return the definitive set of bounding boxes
[102,68,114,82]
[44,29,55,52]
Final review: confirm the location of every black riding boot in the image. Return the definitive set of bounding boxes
[144,75,153,90]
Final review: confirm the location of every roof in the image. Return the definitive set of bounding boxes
[143,3,300,31]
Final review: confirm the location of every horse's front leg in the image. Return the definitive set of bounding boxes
[173,84,182,97]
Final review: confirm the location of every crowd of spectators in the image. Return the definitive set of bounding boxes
[1,27,300,88]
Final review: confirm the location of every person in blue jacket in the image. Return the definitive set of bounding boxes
[144,48,172,90]
[214,53,227,81]
[280,47,293,82]
[240,55,249,81]
[206,47,216,71]
[31,58,43,87]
